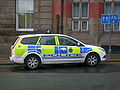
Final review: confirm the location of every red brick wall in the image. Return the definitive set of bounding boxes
[52,1,72,18]
[89,2,104,18]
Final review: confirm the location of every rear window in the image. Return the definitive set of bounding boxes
[21,36,39,45]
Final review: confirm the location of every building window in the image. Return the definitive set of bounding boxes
[114,3,120,18]
[16,0,34,31]
[114,23,120,31]
[72,2,89,31]
[104,24,113,31]
[105,3,112,14]
[81,21,88,31]
[104,1,120,31]
[105,23,120,32]
[82,3,88,18]
[72,20,80,31]
[73,3,80,18]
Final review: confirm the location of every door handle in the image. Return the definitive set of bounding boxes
[60,48,67,50]
[38,48,44,50]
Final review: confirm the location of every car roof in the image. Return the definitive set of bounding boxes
[18,34,67,38]
[18,34,85,46]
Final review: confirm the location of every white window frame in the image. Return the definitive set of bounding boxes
[105,0,112,1]
[104,24,112,32]
[104,2,120,32]
[104,24,120,32]
[72,2,89,19]
[16,0,34,31]
[72,2,89,31]
[72,20,80,31]
[113,21,120,31]
[104,2,112,14]
[72,3,80,19]
[81,20,88,31]
[81,2,89,19]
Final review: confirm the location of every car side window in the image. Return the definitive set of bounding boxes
[21,36,39,45]
[40,36,56,45]
[58,36,78,46]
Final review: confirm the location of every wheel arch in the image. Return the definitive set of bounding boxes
[85,52,101,62]
[24,53,42,64]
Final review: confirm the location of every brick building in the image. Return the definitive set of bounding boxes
[0,0,120,55]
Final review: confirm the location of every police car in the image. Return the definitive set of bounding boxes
[10,34,106,69]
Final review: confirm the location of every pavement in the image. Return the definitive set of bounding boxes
[0,54,120,65]
[0,55,12,65]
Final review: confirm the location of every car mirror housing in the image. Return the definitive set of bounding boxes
[77,43,84,47]
[77,43,81,46]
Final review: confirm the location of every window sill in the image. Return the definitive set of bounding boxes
[16,29,34,31]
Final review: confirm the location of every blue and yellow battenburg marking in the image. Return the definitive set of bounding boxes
[55,46,68,54]
[80,47,92,53]
[43,54,84,59]
[27,46,92,59]
[28,46,41,54]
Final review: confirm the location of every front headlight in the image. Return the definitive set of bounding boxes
[99,48,106,52]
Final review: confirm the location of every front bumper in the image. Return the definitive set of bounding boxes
[100,53,106,61]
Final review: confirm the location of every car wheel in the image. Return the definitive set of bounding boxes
[25,55,40,70]
[85,53,99,67]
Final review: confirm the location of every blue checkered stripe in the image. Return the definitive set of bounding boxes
[80,47,92,53]
[55,46,68,54]
[28,46,41,54]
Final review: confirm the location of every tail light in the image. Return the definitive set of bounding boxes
[10,48,12,57]
[10,37,20,57]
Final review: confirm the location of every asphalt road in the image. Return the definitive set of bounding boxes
[0,62,120,90]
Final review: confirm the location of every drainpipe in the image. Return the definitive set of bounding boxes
[56,15,60,34]
[61,0,64,34]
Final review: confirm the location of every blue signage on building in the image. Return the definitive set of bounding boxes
[102,14,119,24]
[109,15,119,24]
[102,14,109,24]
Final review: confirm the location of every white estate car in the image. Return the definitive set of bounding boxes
[10,34,106,69]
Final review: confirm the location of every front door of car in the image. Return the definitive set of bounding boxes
[56,36,84,60]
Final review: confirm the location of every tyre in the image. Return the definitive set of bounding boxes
[25,55,40,70]
[85,53,99,67]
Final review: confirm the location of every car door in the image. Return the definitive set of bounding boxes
[39,36,59,63]
[56,36,84,62]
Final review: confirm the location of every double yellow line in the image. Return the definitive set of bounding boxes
[100,61,120,64]
[0,65,20,68]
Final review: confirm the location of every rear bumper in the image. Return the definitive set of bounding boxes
[9,55,24,64]
[9,56,15,62]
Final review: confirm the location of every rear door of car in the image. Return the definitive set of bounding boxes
[39,36,58,62]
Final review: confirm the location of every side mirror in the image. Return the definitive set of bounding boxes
[77,43,84,47]
[77,43,81,46]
